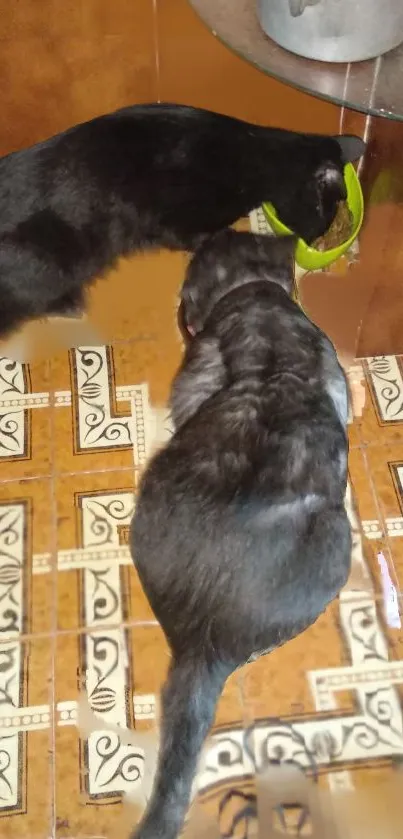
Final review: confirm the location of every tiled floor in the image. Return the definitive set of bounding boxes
[0,216,403,837]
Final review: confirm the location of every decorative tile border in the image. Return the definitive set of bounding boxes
[78,490,134,630]
[133,695,156,720]
[365,355,403,423]
[76,489,138,800]
[83,629,138,797]
[57,700,77,727]
[0,357,29,458]
[356,516,403,539]
[53,360,173,468]
[54,390,71,407]
[0,501,26,637]
[0,393,49,410]
[0,697,158,734]
[386,517,403,537]
[0,704,50,735]
[71,347,132,452]
[33,546,132,575]
[0,640,23,809]
[32,552,52,574]
[362,520,383,539]
[249,207,273,237]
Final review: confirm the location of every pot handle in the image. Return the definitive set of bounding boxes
[289,0,320,18]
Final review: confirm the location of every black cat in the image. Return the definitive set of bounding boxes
[129,229,351,839]
[0,103,364,335]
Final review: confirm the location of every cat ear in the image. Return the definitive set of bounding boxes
[179,287,202,335]
[333,134,366,163]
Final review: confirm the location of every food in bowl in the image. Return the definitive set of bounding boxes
[312,200,354,252]
[262,162,364,272]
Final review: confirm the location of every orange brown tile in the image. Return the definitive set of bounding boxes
[87,250,188,348]
[241,602,350,722]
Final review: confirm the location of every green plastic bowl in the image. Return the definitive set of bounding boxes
[262,163,364,271]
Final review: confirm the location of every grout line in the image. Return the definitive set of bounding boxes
[5,589,403,649]
[53,465,138,478]
[4,435,403,489]
[49,375,57,839]
[153,0,161,102]
[0,620,161,646]
[0,465,138,486]
[356,440,403,447]
[0,473,53,484]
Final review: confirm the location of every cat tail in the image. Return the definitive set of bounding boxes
[130,653,231,839]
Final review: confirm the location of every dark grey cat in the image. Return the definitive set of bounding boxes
[129,230,351,839]
[0,102,365,336]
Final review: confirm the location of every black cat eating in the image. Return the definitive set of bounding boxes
[0,103,364,335]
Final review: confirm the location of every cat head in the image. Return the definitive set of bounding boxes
[179,230,296,336]
[271,134,365,244]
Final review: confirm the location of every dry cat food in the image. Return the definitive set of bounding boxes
[312,201,354,251]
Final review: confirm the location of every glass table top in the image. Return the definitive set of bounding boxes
[189,0,403,121]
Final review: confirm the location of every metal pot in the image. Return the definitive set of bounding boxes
[258,0,403,63]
